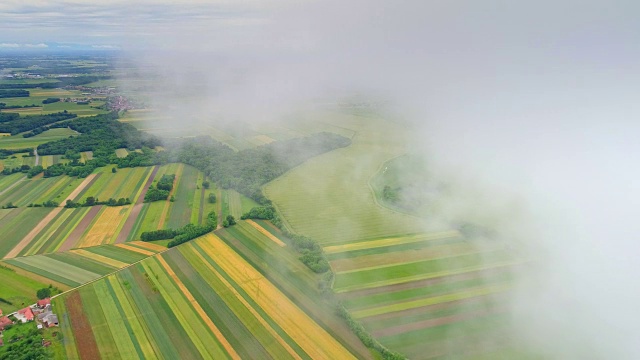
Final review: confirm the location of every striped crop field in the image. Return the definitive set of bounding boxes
[52,234,360,359]
[129,163,183,238]
[166,164,199,229]
[264,112,426,245]
[0,175,82,207]
[0,208,53,258]
[330,230,524,359]
[2,243,163,288]
[75,206,131,247]
[78,166,153,204]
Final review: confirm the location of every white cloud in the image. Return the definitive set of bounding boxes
[24,43,48,47]
[91,44,119,49]
[0,43,20,47]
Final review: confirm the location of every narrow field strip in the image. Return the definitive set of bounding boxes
[245,220,286,247]
[115,243,156,256]
[186,245,302,360]
[58,206,100,251]
[141,259,229,359]
[156,255,241,360]
[199,234,357,360]
[62,173,98,206]
[351,283,511,319]
[334,261,522,293]
[70,248,129,268]
[129,240,166,252]
[157,163,183,229]
[324,230,461,254]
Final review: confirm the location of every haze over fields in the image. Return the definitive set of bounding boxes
[3,0,640,358]
[114,1,640,358]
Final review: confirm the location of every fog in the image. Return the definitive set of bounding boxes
[117,0,640,358]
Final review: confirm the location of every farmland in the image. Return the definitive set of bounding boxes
[0,262,52,313]
[77,166,153,204]
[1,242,165,288]
[53,233,360,359]
[328,229,522,359]
[264,112,427,245]
[0,127,78,150]
[0,173,83,207]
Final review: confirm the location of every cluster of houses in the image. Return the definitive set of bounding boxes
[0,298,58,346]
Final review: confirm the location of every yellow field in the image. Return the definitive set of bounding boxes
[78,206,130,247]
[114,243,155,256]
[70,248,129,268]
[128,240,166,252]
[324,230,461,254]
[200,234,357,360]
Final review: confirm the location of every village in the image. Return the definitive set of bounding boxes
[0,298,59,348]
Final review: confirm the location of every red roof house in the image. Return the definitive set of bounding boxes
[0,316,12,330]
[36,298,51,308]
[16,307,34,322]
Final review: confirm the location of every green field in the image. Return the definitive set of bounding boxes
[264,112,427,245]
[52,233,361,359]
[0,174,82,207]
[2,243,162,287]
[0,127,78,150]
[0,263,50,313]
[79,166,152,204]
[0,208,53,258]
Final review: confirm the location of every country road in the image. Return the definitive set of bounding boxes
[34,147,39,166]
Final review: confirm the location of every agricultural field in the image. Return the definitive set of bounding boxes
[1,242,165,288]
[0,174,83,207]
[0,88,108,117]
[0,208,53,258]
[0,152,34,170]
[329,230,523,359]
[53,233,361,360]
[130,163,213,238]
[0,127,78,150]
[264,111,427,245]
[78,166,153,204]
[0,262,52,313]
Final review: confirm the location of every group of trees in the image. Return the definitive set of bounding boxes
[65,196,131,208]
[144,174,175,202]
[0,111,76,136]
[0,89,29,98]
[41,97,60,104]
[37,112,161,156]
[140,215,218,247]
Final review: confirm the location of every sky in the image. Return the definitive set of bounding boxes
[3,1,640,358]
[0,0,269,49]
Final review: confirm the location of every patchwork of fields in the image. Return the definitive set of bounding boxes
[0,174,83,207]
[2,242,165,288]
[329,231,522,359]
[53,234,359,360]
